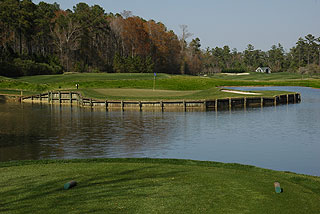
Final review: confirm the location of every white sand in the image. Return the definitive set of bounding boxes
[221,89,261,95]
[222,73,250,76]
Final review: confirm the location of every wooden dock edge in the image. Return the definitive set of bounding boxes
[21,91,301,111]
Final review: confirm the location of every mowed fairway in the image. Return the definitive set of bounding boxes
[1,159,320,214]
[93,89,199,98]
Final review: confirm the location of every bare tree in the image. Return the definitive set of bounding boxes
[121,10,133,19]
[179,24,192,53]
[317,37,320,66]
[179,24,192,74]
[51,12,81,71]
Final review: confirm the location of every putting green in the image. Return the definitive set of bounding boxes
[93,88,199,98]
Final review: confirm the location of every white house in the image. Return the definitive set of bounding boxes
[256,67,271,74]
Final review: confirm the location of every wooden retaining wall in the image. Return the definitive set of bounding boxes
[21,91,301,111]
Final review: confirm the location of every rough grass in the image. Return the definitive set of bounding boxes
[17,73,170,83]
[1,158,320,214]
[0,89,35,96]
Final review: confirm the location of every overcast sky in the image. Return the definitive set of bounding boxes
[33,0,320,52]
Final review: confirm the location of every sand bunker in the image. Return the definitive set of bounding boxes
[221,89,261,95]
[222,73,250,76]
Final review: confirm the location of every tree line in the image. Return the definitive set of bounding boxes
[201,34,320,75]
[1,0,320,77]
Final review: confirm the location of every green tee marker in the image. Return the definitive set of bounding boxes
[274,182,281,193]
[64,181,77,190]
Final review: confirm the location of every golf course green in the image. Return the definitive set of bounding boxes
[1,72,320,213]
[1,72,319,100]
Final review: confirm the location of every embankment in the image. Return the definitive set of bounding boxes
[20,91,301,111]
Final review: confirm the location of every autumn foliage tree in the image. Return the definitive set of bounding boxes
[111,15,180,73]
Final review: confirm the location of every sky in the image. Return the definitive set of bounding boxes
[32,0,320,52]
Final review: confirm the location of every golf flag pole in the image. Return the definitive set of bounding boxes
[153,72,156,91]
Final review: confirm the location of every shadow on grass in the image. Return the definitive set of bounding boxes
[0,164,185,213]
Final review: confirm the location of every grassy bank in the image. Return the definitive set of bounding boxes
[0,72,319,100]
[1,158,319,213]
[79,87,285,101]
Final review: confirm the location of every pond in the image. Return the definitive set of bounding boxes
[0,86,319,176]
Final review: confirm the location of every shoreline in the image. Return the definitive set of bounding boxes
[17,90,301,111]
[1,158,319,177]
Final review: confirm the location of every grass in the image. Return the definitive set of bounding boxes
[16,72,170,83]
[1,158,319,214]
[80,87,286,101]
[1,72,319,100]
[0,89,35,96]
[212,72,320,80]
[94,88,199,97]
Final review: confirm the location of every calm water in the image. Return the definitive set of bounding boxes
[0,87,319,176]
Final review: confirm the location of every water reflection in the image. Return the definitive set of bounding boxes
[0,87,320,176]
[0,103,176,160]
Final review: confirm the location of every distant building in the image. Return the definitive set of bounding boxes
[256,67,271,74]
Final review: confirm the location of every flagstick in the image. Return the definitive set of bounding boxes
[153,75,155,91]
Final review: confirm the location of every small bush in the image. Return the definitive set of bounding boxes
[113,53,154,73]
[91,68,101,73]
[74,61,89,73]
[298,64,320,75]
[0,58,63,77]
[0,61,21,77]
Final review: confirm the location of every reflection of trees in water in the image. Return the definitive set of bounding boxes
[52,108,176,159]
[0,103,178,161]
[111,112,173,155]
[0,134,42,161]
[0,103,55,161]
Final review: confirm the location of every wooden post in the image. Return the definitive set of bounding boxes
[105,100,108,110]
[183,100,186,111]
[139,101,142,111]
[229,98,232,110]
[77,93,80,106]
[274,96,277,106]
[19,91,23,102]
[261,97,263,107]
[286,94,289,104]
[244,97,247,108]
[70,92,72,104]
[293,94,296,104]
[39,93,42,101]
[204,100,207,110]
[215,99,218,111]
[90,98,93,107]
[59,91,61,104]
[160,101,163,111]
[121,101,124,111]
